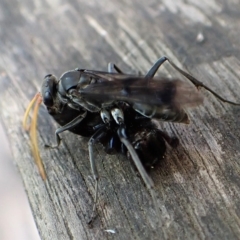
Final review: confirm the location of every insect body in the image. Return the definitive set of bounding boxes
[23,56,240,224]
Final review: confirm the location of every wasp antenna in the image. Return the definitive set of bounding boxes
[201,85,240,106]
[166,58,240,106]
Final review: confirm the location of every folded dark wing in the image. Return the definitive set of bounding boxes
[80,76,203,110]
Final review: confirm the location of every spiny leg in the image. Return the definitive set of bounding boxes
[45,111,87,149]
[147,56,240,105]
[88,126,108,225]
[108,62,123,73]
[156,129,179,148]
[111,107,161,225]
[145,56,168,78]
[117,125,161,225]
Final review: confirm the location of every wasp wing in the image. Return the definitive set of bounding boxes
[82,69,141,81]
[80,75,203,108]
[79,75,203,123]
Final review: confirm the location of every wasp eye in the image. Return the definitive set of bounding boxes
[43,91,54,107]
[41,74,58,107]
[44,74,52,79]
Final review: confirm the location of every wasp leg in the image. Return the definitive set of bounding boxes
[45,112,87,149]
[145,56,168,78]
[156,129,179,148]
[103,134,120,154]
[108,62,123,73]
[117,125,161,225]
[110,107,161,224]
[88,126,108,225]
[148,56,240,105]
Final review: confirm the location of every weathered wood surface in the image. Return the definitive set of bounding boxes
[0,0,240,239]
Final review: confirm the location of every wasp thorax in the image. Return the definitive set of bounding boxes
[58,70,81,95]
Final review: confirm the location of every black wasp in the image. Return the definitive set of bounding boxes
[23,56,240,224]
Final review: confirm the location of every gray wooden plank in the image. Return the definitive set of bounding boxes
[0,0,240,239]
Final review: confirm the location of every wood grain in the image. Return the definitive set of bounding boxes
[0,0,240,239]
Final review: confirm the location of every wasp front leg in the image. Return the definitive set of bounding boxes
[45,111,87,149]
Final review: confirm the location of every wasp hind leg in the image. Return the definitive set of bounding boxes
[110,107,161,226]
[117,125,161,226]
[87,126,109,225]
[108,62,123,73]
[147,56,240,105]
[145,56,169,78]
[156,129,179,148]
